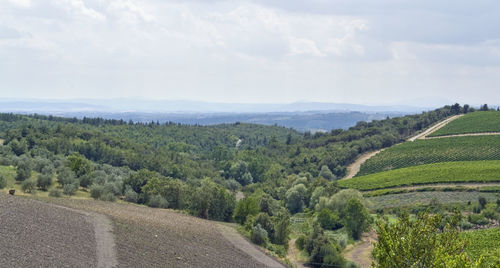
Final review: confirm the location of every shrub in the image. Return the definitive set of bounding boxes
[16,163,32,181]
[124,187,139,203]
[21,179,37,193]
[468,214,489,225]
[344,198,370,240]
[251,223,268,245]
[317,208,343,230]
[295,235,306,250]
[233,196,260,224]
[148,195,169,208]
[0,174,6,189]
[478,196,487,209]
[49,188,62,198]
[100,192,116,202]
[63,182,79,196]
[36,173,53,191]
[90,184,104,199]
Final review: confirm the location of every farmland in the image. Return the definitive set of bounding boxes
[461,227,500,260]
[366,191,499,209]
[358,135,500,175]
[339,160,500,190]
[429,111,500,137]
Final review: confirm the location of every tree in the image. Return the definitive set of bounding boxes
[373,212,486,267]
[67,153,92,177]
[16,160,32,181]
[319,165,335,180]
[343,198,370,240]
[480,104,489,111]
[272,209,291,246]
[463,104,470,114]
[37,173,53,191]
[285,183,307,214]
[21,179,37,193]
[233,196,260,224]
[317,208,343,230]
[0,174,6,189]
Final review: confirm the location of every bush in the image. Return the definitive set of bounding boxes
[478,196,487,209]
[63,182,79,196]
[148,195,169,208]
[36,173,53,191]
[90,184,104,199]
[468,214,489,225]
[16,163,32,182]
[49,188,62,198]
[251,223,268,245]
[100,192,116,202]
[0,174,6,189]
[295,235,306,250]
[481,206,498,220]
[124,187,139,203]
[21,179,37,193]
[317,208,343,230]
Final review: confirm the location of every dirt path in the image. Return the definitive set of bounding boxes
[344,150,385,179]
[423,132,500,140]
[217,224,285,268]
[28,198,118,268]
[407,114,463,141]
[343,230,377,268]
[287,238,306,268]
[364,182,500,194]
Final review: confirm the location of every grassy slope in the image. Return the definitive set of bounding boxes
[358,136,500,175]
[0,165,90,199]
[461,227,500,260]
[367,192,500,209]
[339,160,500,190]
[429,111,500,136]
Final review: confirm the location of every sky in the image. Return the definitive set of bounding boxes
[0,0,499,106]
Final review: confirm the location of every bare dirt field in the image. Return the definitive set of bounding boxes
[35,197,285,268]
[0,194,97,267]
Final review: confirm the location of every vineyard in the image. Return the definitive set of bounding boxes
[358,135,500,176]
[429,111,500,137]
[338,160,500,190]
[461,227,500,260]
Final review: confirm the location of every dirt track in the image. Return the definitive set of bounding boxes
[407,114,464,141]
[344,150,385,179]
[37,197,285,268]
[343,230,377,268]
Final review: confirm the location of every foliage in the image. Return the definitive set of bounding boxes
[285,183,308,214]
[36,173,53,191]
[62,182,79,196]
[316,208,343,230]
[48,188,62,197]
[67,153,93,177]
[343,198,370,240]
[461,227,500,260]
[190,178,235,221]
[0,174,6,189]
[21,179,37,193]
[16,159,32,181]
[359,135,500,175]
[148,195,169,208]
[430,111,500,137]
[251,223,268,245]
[340,160,500,190]
[233,196,260,224]
[373,212,481,268]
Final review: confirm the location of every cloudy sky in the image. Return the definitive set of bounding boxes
[1,0,499,105]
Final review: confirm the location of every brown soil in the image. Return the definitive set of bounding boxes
[344,150,385,179]
[407,114,464,141]
[36,197,285,268]
[0,194,97,267]
[287,238,306,268]
[342,230,377,268]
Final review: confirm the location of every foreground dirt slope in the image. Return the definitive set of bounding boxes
[40,197,284,268]
[0,194,97,267]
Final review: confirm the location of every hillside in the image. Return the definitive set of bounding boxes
[429,111,500,137]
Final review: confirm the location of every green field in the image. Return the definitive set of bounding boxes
[461,227,500,260]
[358,135,500,175]
[429,111,500,137]
[339,160,500,190]
[367,192,500,209]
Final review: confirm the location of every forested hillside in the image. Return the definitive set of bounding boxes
[0,106,460,266]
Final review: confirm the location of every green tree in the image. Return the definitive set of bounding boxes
[36,173,53,191]
[317,208,343,230]
[373,212,484,268]
[67,153,93,177]
[0,174,6,189]
[319,165,335,180]
[285,183,307,214]
[233,196,260,224]
[16,160,32,181]
[343,198,370,240]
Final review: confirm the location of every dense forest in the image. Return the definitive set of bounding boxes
[0,105,469,266]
